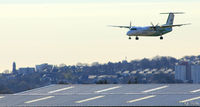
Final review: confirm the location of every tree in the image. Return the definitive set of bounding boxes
[134,77,138,84]
[0,84,13,94]
[128,80,132,84]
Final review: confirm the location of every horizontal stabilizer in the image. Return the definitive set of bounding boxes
[160,12,185,14]
[161,23,191,28]
[108,25,130,29]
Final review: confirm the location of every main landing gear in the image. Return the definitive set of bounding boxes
[135,36,139,40]
[160,36,163,40]
[128,36,139,40]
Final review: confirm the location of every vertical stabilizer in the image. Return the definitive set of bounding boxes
[160,12,184,26]
[166,13,174,25]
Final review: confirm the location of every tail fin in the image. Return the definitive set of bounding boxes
[166,13,174,25]
[160,12,184,26]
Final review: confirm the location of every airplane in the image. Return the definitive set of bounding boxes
[109,12,190,40]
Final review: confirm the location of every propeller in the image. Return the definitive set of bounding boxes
[129,21,132,30]
[151,22,154,26]
[151,22,159,31]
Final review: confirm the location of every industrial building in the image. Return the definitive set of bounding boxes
[175,62,200,83]
[175,65,186,81]
[192,65,200,83]
[1,84,200,106]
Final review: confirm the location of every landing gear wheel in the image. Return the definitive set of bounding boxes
[160,36,163,40]
[135,36,139,40]
[129,37,131,40]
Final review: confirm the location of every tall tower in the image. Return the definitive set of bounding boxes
[12,62,17,74]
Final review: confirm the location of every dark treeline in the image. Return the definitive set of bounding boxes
[0,55,199,94]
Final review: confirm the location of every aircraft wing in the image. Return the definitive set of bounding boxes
[160,23,191,28]
[108,25,130,28]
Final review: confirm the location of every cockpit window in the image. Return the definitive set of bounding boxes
[131,28,137,30]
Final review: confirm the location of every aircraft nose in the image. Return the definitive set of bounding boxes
[127,31,132,36]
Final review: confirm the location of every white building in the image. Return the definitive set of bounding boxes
[191,65,200,83]
[175,65,186,81]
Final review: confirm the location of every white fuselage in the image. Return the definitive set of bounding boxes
[126,26,172,37]
[127,26,156,36]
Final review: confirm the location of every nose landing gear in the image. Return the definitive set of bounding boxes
[129,37,131,40]
[160,36,163,40]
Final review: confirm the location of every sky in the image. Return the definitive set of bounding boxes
[0,0,200,72]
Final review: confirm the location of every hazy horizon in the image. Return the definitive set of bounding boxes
[0,0,200,72]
